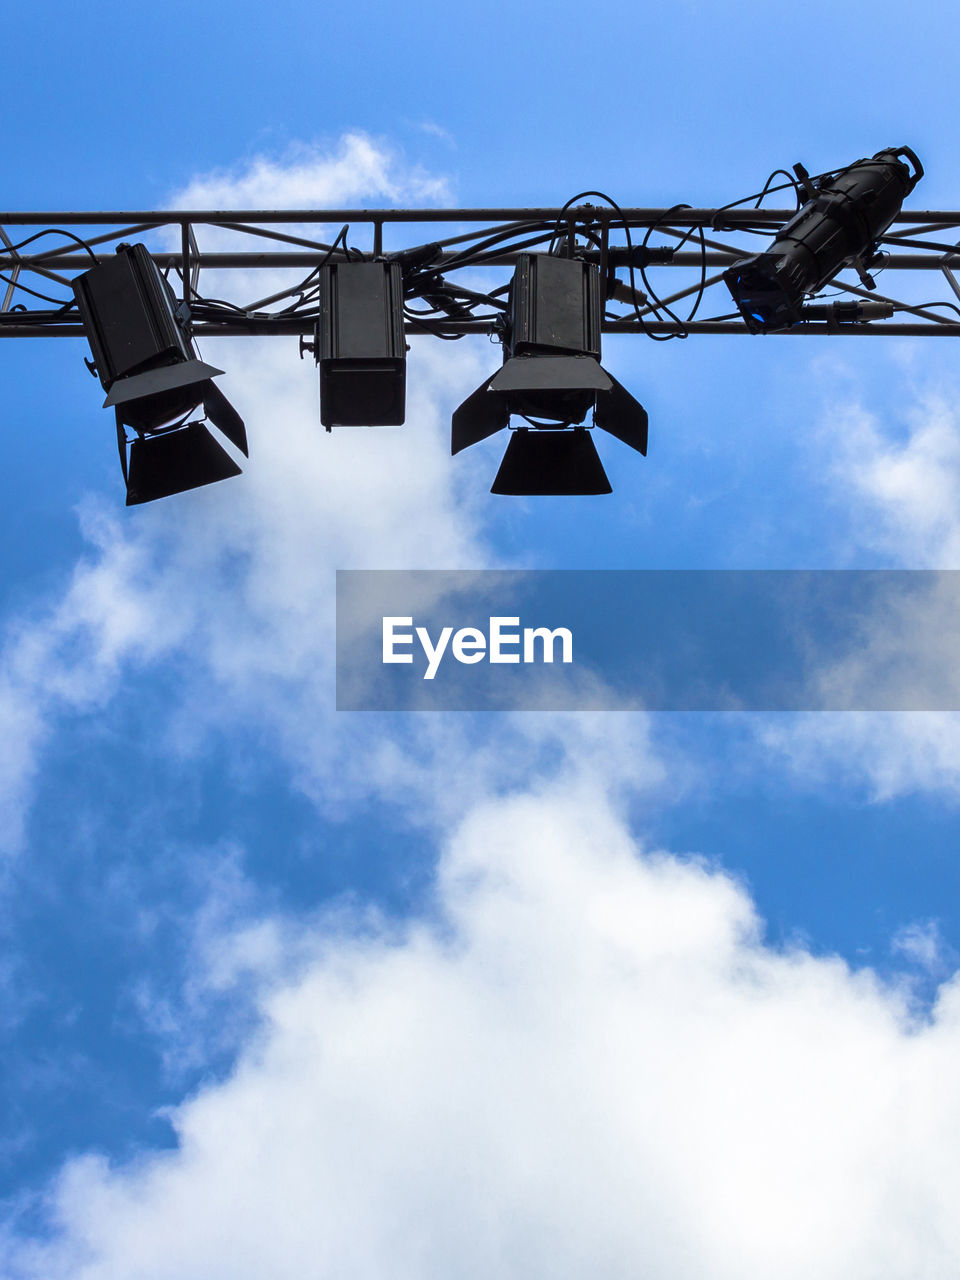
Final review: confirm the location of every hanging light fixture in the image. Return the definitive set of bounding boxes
[73,242,247,505]
[724,146,923,333]
[451,253,647,495]
[315,260,406,427]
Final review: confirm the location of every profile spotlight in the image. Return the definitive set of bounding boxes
[452,253,647,495]
[316,260,406,427]
[73,242,247,505]
[724,146,923,333]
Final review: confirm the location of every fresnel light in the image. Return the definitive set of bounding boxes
[723,146,923,333]
[74,242,247,506]
[450,253,648,495]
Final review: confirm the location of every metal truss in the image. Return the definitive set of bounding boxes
[4,204,960,339]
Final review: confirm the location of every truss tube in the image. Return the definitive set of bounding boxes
[3,251,959,272]
[4,206,960,338]
[3,207,960,227]
[4,320,960,338]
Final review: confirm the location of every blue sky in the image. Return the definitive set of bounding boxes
[3,3,960,1276]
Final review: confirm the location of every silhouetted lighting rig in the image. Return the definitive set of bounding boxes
[4,143,960,503]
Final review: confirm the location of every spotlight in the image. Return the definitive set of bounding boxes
[724,146,923,333]
[316,260,406,427]
[452,253,647,495]
[73,243,247,505]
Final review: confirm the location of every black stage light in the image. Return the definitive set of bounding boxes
[73,242,247,505]
[316,260,406,427]
[452,253,647,495]
[724,146,923,333]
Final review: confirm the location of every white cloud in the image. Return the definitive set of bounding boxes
[414,121,456,148]
[753,383,960,801]
[0,516,193,853]
[892,919,956,976]
[173,132,451,211]
[758,710,960,800]
[162,129,451,309]
[828,391,960,567]
[5,780,960,1279]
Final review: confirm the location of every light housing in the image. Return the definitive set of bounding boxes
[316,260,406,427]
[452,253,647,495]
[724,146,923,333]
[73,242,247,505]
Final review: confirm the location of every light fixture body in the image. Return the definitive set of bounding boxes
[73,243,247,505]
[451,253,647,494]
[724,146,923,333]
[316,260,406,427]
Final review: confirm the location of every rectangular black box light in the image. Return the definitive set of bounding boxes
[317,260,406,427]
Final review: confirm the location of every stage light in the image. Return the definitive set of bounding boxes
[315,260,406,427]
[724,146,923,333]
[452,253,647,495]
[73,242,247,505]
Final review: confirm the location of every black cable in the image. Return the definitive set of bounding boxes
[754,169,802,211]
[543,189,667,338]
[215,226,354,317]
[547,191,621,255]
[639,206,700,339]
[269,225,356,313]
[449,285,508,309]
[187,297,249,315]
[684,221,709,323]
[438,223,555,273]
[410,282,507,312]
[437,231,563,275]
[897,300,960,319]
[402,312,465,340]
[175,225,357,321]
[0,271,75,306]
[547,190,707,340]
[710,167,838,232]
[404,300,451,317]
[169,277,251,316]
[711,178,801,232]
[619,212,709,329]
[663,218,709,324]
[406,220,549,269]
[0,227,101,264]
